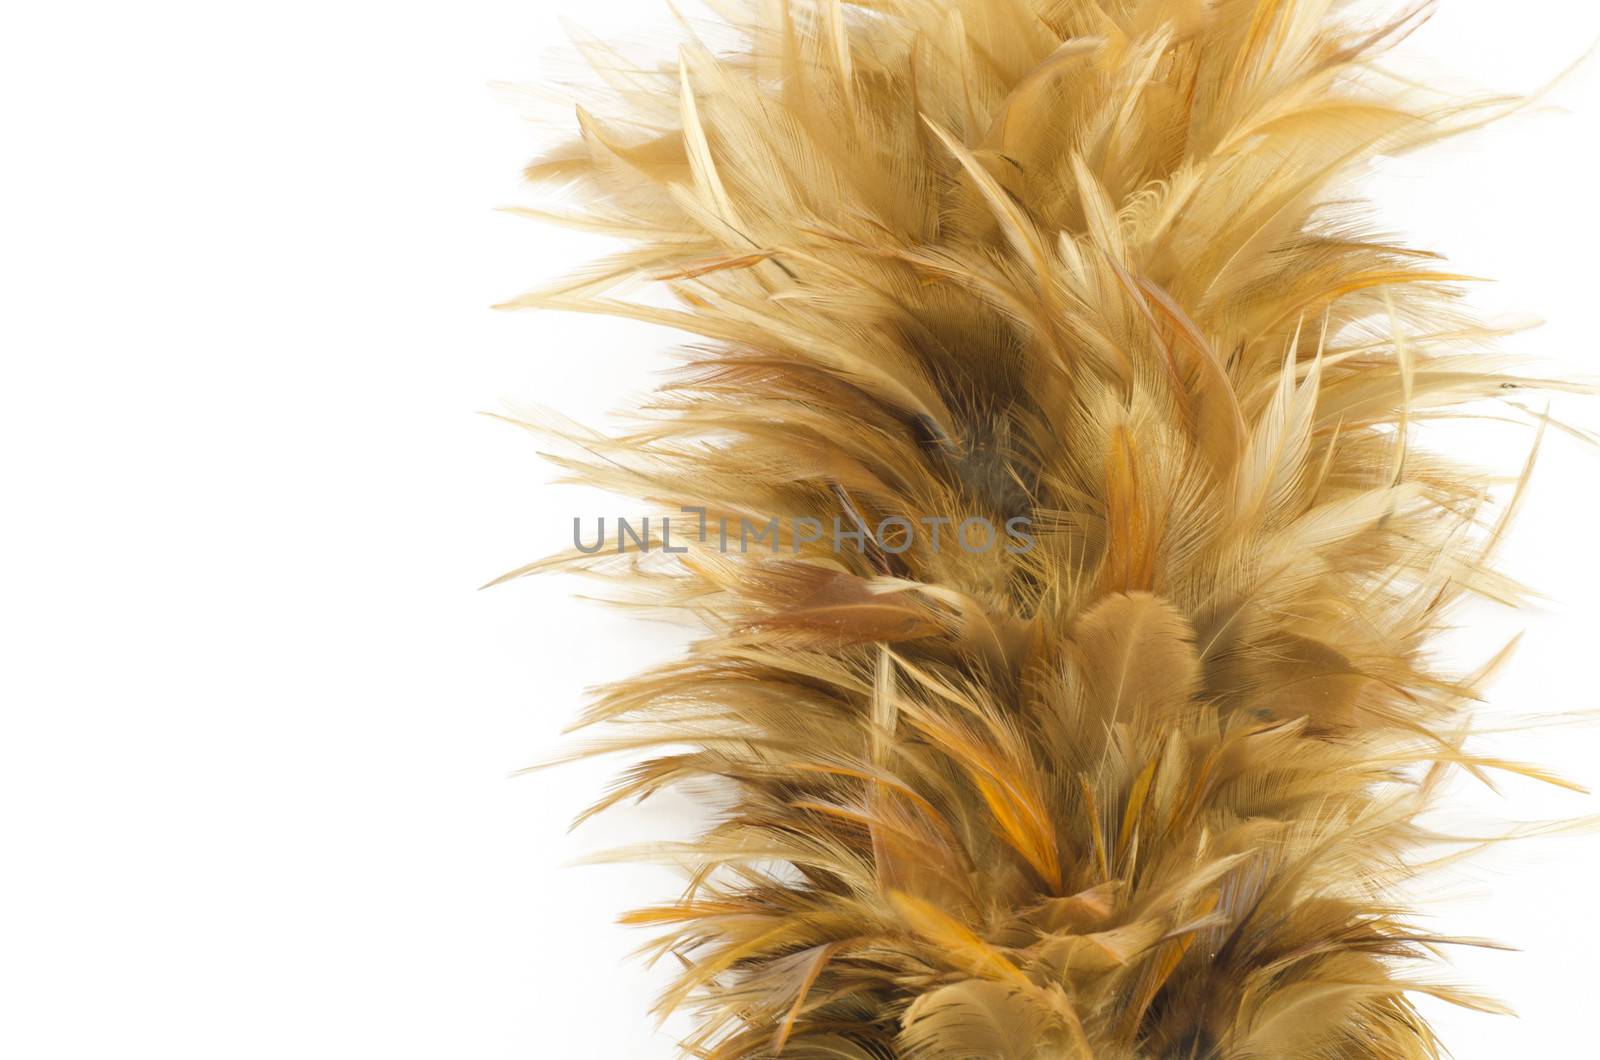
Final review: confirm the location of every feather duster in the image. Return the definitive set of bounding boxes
[499,1,1584,1055]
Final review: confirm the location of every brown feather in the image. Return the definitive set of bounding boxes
[501,0,1585,1055]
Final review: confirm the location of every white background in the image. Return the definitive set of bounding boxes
[4,1,1600,1056]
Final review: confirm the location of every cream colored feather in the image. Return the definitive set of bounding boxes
[502,1,1584,1055]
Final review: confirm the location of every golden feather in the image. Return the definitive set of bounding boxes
[502,1,1585,1055]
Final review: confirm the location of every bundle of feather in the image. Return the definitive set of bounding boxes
[500,0,1581,1055]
